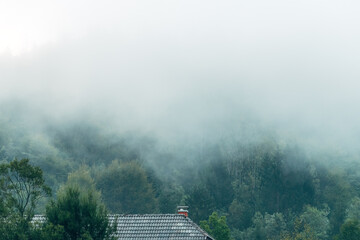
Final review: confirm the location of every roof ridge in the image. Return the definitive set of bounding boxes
[108,213,185,217]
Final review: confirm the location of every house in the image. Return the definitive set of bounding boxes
[32,207,214,240]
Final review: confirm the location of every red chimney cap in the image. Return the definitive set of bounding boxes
[177,206,189,217]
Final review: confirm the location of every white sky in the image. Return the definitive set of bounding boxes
[1,0,360,149]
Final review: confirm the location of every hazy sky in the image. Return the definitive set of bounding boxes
[1,0,360,150]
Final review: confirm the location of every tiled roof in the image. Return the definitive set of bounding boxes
[33,214,214,240]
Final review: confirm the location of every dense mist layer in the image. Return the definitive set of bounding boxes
[1,1,360,155]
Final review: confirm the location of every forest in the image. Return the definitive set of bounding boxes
[2,0,360,239]
[1,104,360,240]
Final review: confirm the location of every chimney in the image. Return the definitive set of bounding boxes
[177,206,189,217]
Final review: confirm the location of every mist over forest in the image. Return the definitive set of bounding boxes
[1,0,360,239]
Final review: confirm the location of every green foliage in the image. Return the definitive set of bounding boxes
[0,158,51,219]
[0,159,51,216]
[205,159,234,210]
[235,211,288,240]
[228,198,253,230]
[3,117,360,239]
[264,212,287,239]
[0,159,51,239]
[250,212,266,240]
[96,160,158,214]
[185,184,215,223]
[67,165,97,191]
[299,205,330,240]
[28,223,65,240]
[46,184,116,240]
[280,219,319,240]
[0,160,116,240]
[49,123,155,166]
[345,197,360,221]
[158,182,185,213]
[200,212,232,240]
[228,142,316,225]
[279,206,330,240]
[335,219,360,240]
[259,148,284,213]
[319,171,352,235]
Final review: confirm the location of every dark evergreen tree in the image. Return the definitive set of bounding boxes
[46,185,116,240]
[335,219,360,240]
[158,181,185,213]
[96,160,158,213]
[185,184,215,223]
[203,159,234,211]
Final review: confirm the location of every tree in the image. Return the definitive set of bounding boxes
[0,158,51,239]
[228,199,253,230]
[264,212,287,240]
[45,184,116,240]
[280,219,318,240]
[0,217,31,240]
[0,158,51,219]
[185,184,215,223]
[158,181,185,213]
[319,171,351,234]
[67,165,96,190]
[299,205,330,240]
[345,197,360,221]
[29,223,65,240]
[280,206,330,240]
[203,159,234,211]
[335,219,360,240]
[96,160,158,214]
[237,211,287,240]
[200,212,232,240]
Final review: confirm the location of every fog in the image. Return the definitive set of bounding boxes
[1,0,360,154]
